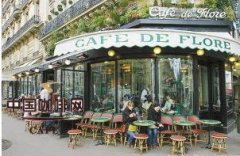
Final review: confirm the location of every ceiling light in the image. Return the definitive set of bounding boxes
[229,56,236,62]
[35,68,40,73]
[48,64,53,69]
[65,59,71,65]
[108,49,115,57]
[196,49,205,56]
[153,46,162,54]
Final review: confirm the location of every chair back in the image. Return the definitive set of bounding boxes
[101,113,113,119]
[173,116,186,122]
[161,116,174,130]
[161,116,173,125]
[92,112,102,118]
[83,111,93,119]
[118,124,126,133]
[112,114,123,123]
[187,115,200,123]
[112,114,123,128]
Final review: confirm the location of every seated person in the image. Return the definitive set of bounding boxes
[122,101,138,146]
[161,95,176,115]
[142,94,153,112]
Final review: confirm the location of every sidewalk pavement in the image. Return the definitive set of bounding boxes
[2,113,240,156]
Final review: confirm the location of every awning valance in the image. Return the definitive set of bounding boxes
[54,29,240,56]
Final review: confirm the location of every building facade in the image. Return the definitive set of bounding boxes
[2,0,240,133]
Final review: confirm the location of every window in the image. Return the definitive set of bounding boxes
[90,61,115,112]
[225,64,233,110]
[158,56,193,115]
[198,65,209,111]
[213,65,220,111]
[118,59,154,111]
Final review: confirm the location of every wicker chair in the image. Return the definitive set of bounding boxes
[159,116,176,147]
[187,115,208,145]
[76,111,93,137]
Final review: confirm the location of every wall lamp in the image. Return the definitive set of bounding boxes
[65,59,71,65]
[153,46,162,54]
[229,56,236,62]
[108,49,116,57]
[196,49,205,56]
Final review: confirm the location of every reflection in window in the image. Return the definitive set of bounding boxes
[158,56,193,115]
[28,76,33,96]
[90,61,115,112]
[36,74,41,96]
[23,77,28,96]
[74,63,84,98]
[62,70,74,100]
[118,59,154,111]
[225,64,233,110]
[213,66,220,111]
[198,65,209,111]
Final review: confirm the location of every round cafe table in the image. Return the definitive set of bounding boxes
[174,121,195,132]
[133,120,156,127]
[90,117,111,145]
[200,119,221,149]
[63,115,83,129]
[133,120,155,133]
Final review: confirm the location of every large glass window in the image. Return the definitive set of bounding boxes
[62,70,74,100]
[118,59,154,110]
[28,75,36,97]
[158,56,193,115]
[36,74,42,96]
[90,61,115,112]
[61,66,85,100]
[213,65,220,111]
[74,64,84,98]
[198,65,209,111]
[23,77,28,96]
[225,64,233,110]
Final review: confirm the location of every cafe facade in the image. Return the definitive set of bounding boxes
[12,18,240,133]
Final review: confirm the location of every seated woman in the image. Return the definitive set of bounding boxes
[122,101,138,146]
[161,95,176,115]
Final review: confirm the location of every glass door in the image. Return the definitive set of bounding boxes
[198,64,209,112]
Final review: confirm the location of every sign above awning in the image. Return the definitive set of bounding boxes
[54,29,240,56]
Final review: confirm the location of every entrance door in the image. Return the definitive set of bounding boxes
[198,62,221,119]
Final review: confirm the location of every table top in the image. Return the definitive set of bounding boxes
[63,115,83,121]
[174,121,195,126]
[91,117,111,123]
[23,116,63,120]
[133,120,155,127]
[200,119,221,125]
